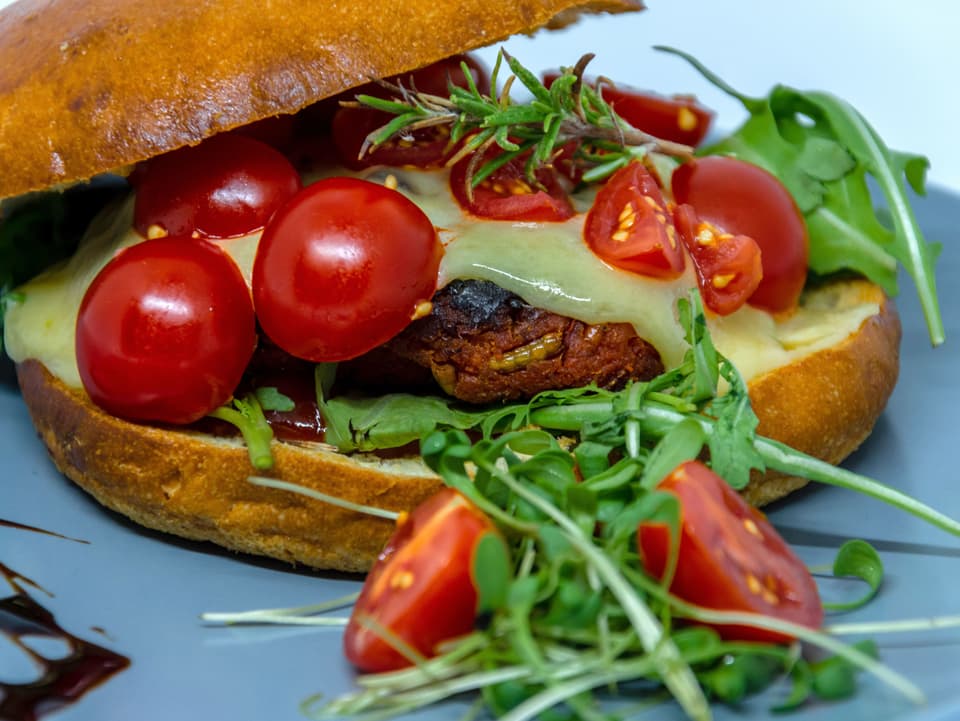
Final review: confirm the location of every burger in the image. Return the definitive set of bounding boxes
[0,0,913,572]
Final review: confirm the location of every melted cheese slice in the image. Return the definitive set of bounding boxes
[3,165,878,389]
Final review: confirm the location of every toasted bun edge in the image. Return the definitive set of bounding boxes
[14,278,901,571]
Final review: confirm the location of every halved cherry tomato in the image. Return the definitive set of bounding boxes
[672,157,808,313]
[332,54,489,169]
[673,203,763,315]
[332,107,456,169]
[76,237,256,424]
[584,161,685,277]
[543,73,714,147]
[344,488,500,673]
[638,461,824,644]
[133,134,301,239]
[449,147,575,222]
[252,177,442,362]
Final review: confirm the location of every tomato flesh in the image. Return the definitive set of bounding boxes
[449,147,575,222]
[672,156,808,313]
[638,461,824,643]
[673,204,763,315]
[344,488,498,673]
[252,177,442,362]
[76,237,256,424]
[133,134,301,239]
[584,161,685,278]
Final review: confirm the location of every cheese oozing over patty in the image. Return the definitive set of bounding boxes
[3,163,878,389]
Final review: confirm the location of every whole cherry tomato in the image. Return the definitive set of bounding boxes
[638,461,824,644]
[673,203,762,315]
[133,134,301,239]
[672,156,809,313]
[76,237,256,424]
[584,161,685,278]
[333,54,489,169]
[252,177,442,362]
[344,488,500,673]
[543,73,714,147]
[449,146,574,222]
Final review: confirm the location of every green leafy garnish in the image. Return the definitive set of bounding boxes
[208,392,276,470]
[351,50,693,189]
[823,540,884,612]
[657,46,943,346]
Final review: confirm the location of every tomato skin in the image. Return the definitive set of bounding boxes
[672,156,808,313]
[543,73,713,147]
[584,161,685,278]
[133,134,302,239]
[332,54,489,169]
[344,488,498,673]
[76,237,256,424]
[673,204,763,315]
[449,147,575,222]
[252,177,441,362]
[638,461,824,644]
[332,106,455,170]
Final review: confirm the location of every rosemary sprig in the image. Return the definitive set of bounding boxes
[348,51,693,185]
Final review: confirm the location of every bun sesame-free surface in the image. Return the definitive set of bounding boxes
[0,0,640,200]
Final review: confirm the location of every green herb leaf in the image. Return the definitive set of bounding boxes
[208,393,274,470]
[254,386,295,412]
[474,531,512,615]
[823,539,884,612]
[658,45,943,345]
[812,640,879,701]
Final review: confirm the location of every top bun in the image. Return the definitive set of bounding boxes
[0,0,641,200]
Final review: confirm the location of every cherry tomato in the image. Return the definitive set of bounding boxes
[252,177,441,362]
[543,73,713,147]
[230,114,297,152]
[672,156,808,313]
[393,54,490,98]
[449,147,575,222]
[332,54,489,169]
[584,161,685,277]
[76,237,256,424]
[344,488,500,673]
[133,134,302,239]
[673,204,763,315]
[638,461,824,644]
[332,106,455,169]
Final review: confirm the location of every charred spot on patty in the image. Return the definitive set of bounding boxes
[341,279,664,404]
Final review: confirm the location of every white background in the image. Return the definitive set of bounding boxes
[478,0,960,191]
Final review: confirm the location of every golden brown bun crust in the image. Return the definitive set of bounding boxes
[0,0,641,200]
[15,279,900,571]
[16,357,442,572]
[742,279,901,506]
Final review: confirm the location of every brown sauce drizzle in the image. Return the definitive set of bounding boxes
[0,519,89,545]
[0,563,129,720]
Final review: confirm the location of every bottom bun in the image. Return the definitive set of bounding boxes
[16,278,900,571]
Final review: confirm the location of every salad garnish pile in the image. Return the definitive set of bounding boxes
[209,293,955,721]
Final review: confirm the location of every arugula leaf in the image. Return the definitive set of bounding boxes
[657,46,944,346]
[320,393,493,452]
